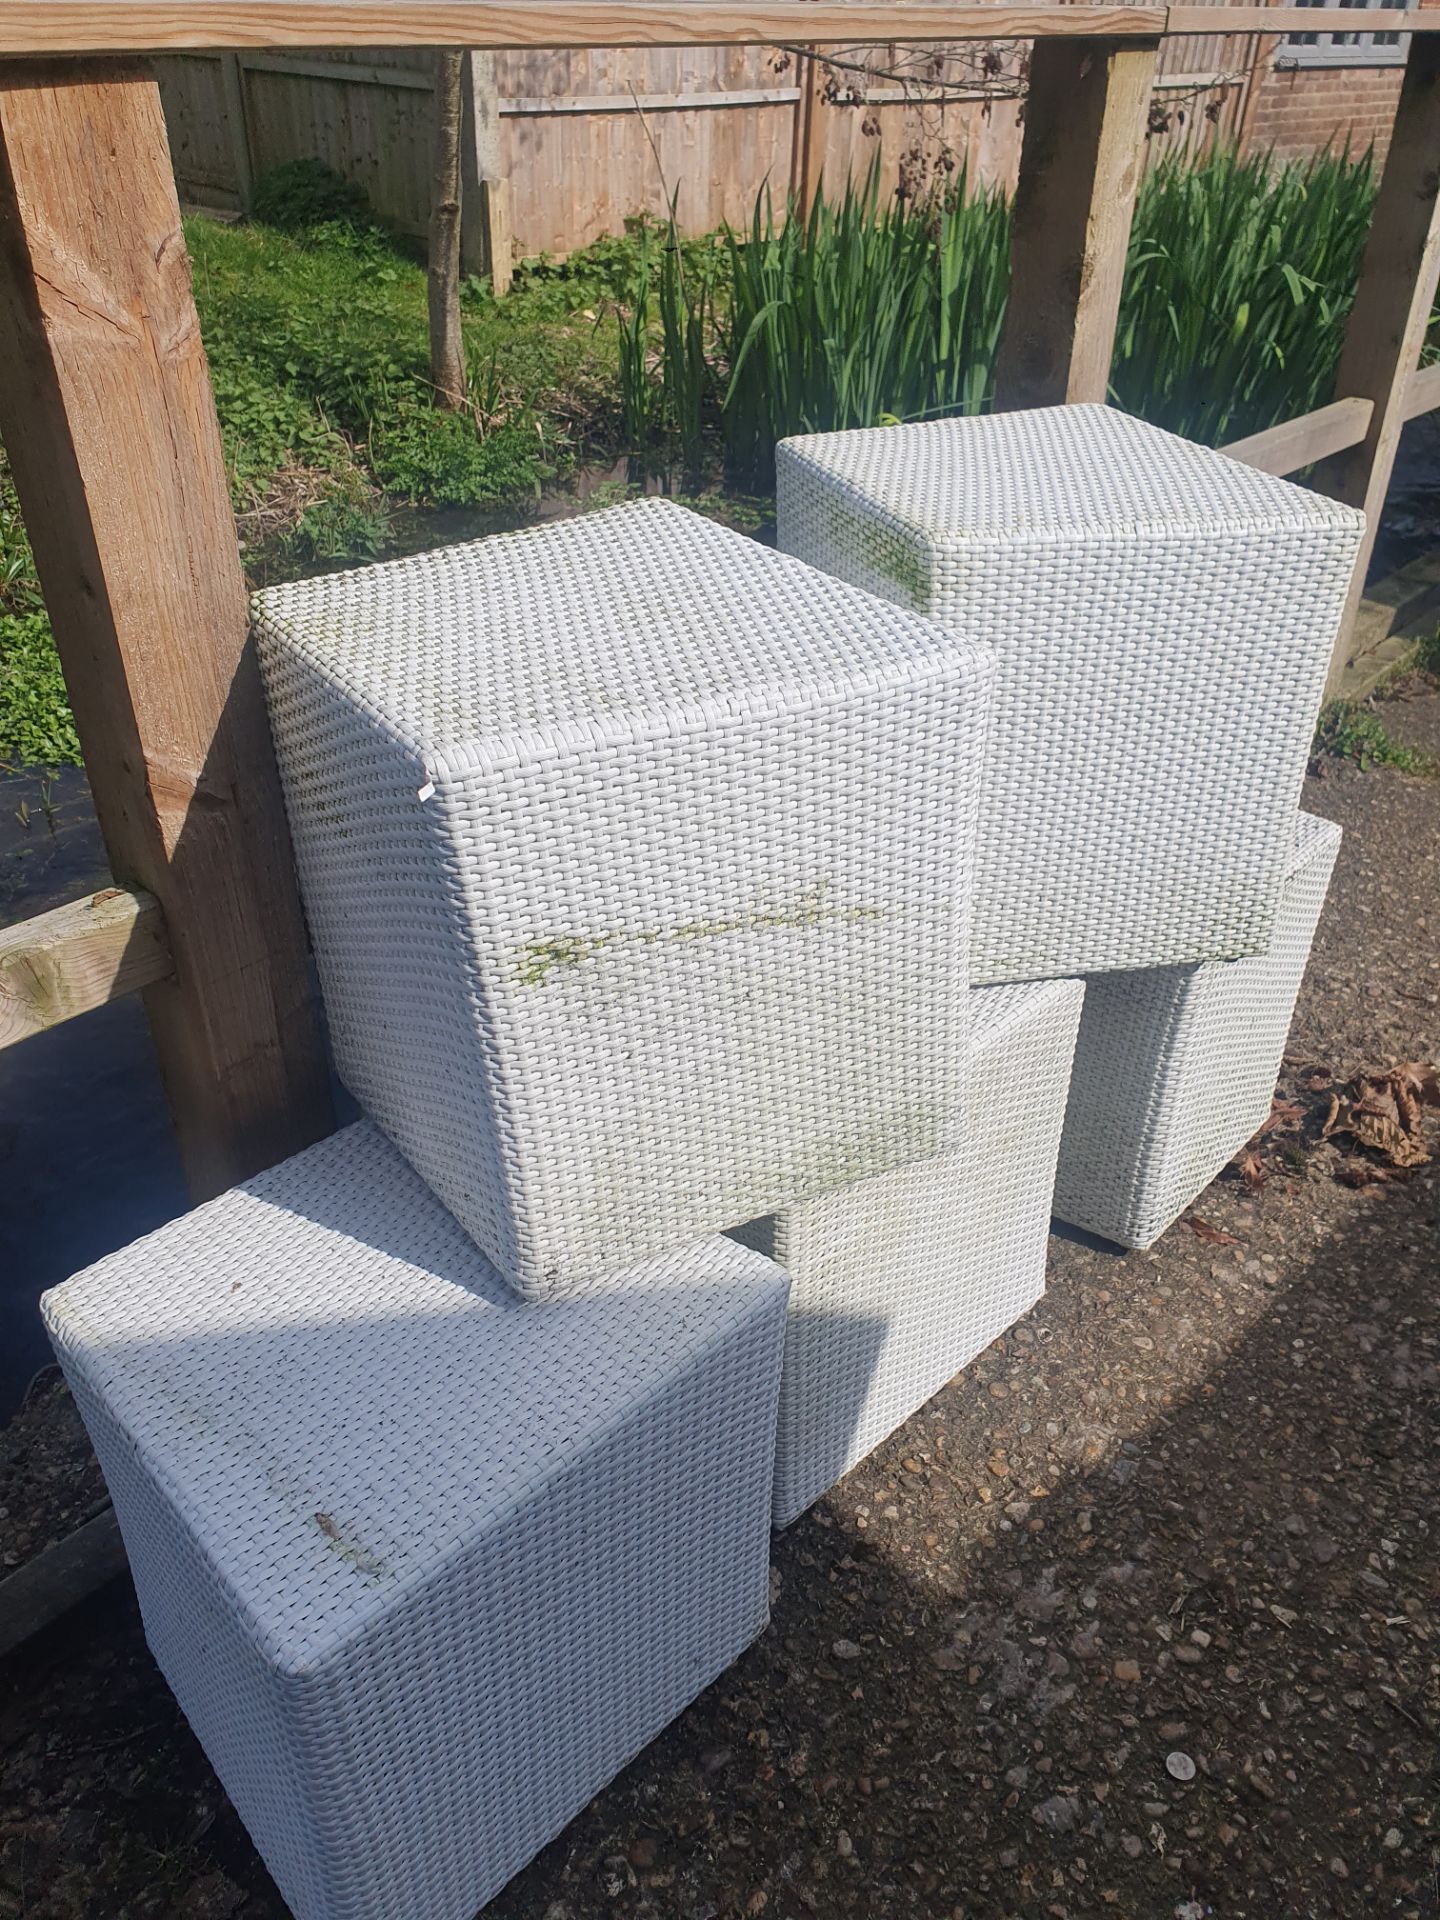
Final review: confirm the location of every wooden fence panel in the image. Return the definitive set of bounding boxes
[156,42,1036,254]
[152,30,1270,261]
[240,53,435,234]
[1148,0,1259,162]
[497,44,798,250]
[156,50,240,206]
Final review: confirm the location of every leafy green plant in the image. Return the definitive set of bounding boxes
[0,611,80,766]
[252,159,378,234]
[368,410,550,506]
[289,491,392,567]
[1415,626,1440,679]
[1311,700,1436,775]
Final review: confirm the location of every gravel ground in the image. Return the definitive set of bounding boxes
[1,691,1437,1920]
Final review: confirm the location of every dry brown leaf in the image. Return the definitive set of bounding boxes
[1348,1110,1429,1166]
[1321,1060,1438,1171]
[1253,1097,1305,1141]
[1335,1158,1407,1189]
[1233,1148,1268,1192]
[1186,1215,1240,1245]
[1395,1077,1423,1140]
[1351,1077,1401,1124]
[1396,1060,1440,1109]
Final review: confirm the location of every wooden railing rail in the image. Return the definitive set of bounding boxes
[2,4,1440,54]
[1,5,1438,1180]
[0,888,171,1050]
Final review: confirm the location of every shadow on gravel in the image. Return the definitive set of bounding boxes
[2,1164,1435,1920]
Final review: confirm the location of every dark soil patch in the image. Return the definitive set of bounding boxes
[2,701,1437,1920]
[0,1377,106,1572]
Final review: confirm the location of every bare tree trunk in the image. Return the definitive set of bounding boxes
[429,48,466,410]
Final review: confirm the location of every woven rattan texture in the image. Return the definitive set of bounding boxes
[776,406,1363,985]
[732,978,1084,1528]
[253,499,995,1295]
[43,1122,788,1920]
[1053,810,1341,1249]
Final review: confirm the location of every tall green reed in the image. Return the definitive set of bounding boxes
[1112,144,1375,444]
[720,163,1010,487]
[616,208,718,475]
[616,145,1390,491]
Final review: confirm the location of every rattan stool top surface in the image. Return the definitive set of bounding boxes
[251,496,986,763]
[780,403,1365,547]
[42,1121,785,1673]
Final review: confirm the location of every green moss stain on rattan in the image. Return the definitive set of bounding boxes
[515,882,884,985]
[855,524,928,611]
[515,933,624,986]
[791,1101,947,1197]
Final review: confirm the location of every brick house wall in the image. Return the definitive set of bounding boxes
[1247,60,1402,165]
[1242,0,1440,168]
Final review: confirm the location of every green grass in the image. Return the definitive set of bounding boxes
[0,183,634,767]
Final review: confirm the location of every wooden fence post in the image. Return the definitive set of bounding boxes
[991,36,1160,409]
[790,45,828,218]
[0,57,333,1198]
[461,48,512,293]
[1311,34,1440,694]
[218,51,255,212]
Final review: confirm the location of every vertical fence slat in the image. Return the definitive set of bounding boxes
[218,50,255,211]
[992,35,1159,409]
[0,55,332,1199]
[789,44,827,218]
[1312,34,1440,693]
[462,48,513,292]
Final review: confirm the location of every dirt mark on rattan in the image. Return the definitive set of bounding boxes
[515,883,884,987]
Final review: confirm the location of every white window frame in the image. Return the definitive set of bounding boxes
[1277,0,1411,69]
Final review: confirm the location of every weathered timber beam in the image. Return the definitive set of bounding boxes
[1311,35,1440,696]
[1220,397,1375,478]
[0,1508,127,1658]
[1404,360,1440,421]
[0,888,172,1049]
[0,57,332,1194]
[0,3,1273,57]
[992,36,1160,411]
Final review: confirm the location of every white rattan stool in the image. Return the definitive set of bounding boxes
[776,405,1362,984]
[732,977,1084,1528]
[42,1122,788,1920]
[1053,810,1341,1249]
[254,498,994,1296]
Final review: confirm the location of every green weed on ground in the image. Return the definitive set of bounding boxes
[1311,700,1438,775]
